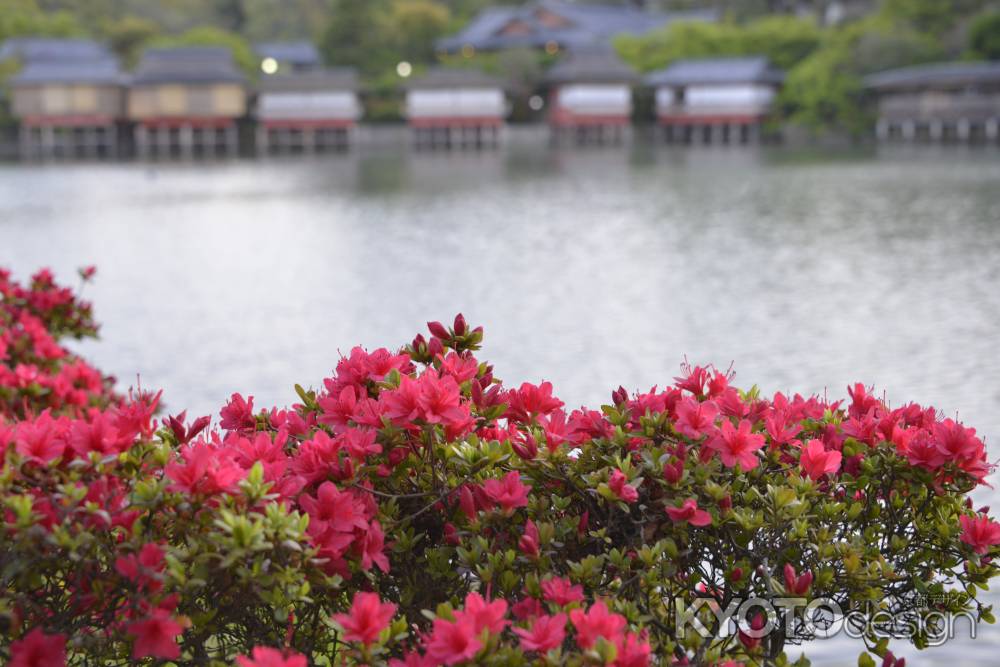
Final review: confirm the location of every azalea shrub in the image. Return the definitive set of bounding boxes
[2,268,999,667]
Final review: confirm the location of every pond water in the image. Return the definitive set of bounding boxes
[1,130,999,664]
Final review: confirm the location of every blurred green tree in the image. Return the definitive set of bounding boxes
[614,16,822,72]
[101,15,160,67]
[320,0,393,73]
[969,11,1000,60]
[384,0,451,64]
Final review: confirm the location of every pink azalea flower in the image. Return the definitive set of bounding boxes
[608,469,639,503]
[674,397,719,440]
[798,439,842,480]
[960,514,1000,555]
[482,471,531,514]
[513,612,567,652]
[236,647,308,667]
[457,592,508,634]
[424,615,481,665]
[519,519,540,557]
[710,419,765,471]
[128,609,184,660]
[10,628,67,667]
[569,600,627,649]
[332,591,397,645]
[540,576,584,606]
[666,498,713,526]
[783,564,813,595]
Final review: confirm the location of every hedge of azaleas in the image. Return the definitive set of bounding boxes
[1,268,999,667]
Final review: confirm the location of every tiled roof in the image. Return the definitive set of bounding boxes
[544,47,638,84]
[10,59,123,86]
[864,61,1000,91]
[0,37,112,63]
[254,41,321,68]
[437,0,718,52]
[645,57,784,87]
[132,46,246,85]
[258,67,359,92]
[404,67,505,90]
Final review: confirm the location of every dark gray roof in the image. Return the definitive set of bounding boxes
[437,1,718,52]
[132,46,246,85]
[646,57,784,87]
[0,37,113,63]
[10,59,123,86]
[254,41,321,68]
[544,47,637,84]
[864,61,1000,91]
[258,67,359,92]
[404,67,505,90]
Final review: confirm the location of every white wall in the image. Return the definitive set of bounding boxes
[656,83,776,115]
[406,88,505,118]
[556,84,632,116]
[258,91,361,120]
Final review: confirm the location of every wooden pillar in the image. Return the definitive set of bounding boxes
[956,118,971,142]
[256,126,269,156]
[136,125,149,158]
[18,125,33,160]
[225,125,238,157]
[929,120,943,141]
[901,120,916,141]
[876,119,889,141]
[179,125,194,158]
[986,119,999,143]
[156,126,171,157]
[40,125,55,158]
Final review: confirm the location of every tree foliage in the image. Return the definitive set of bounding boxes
[615,16,823,72]
[969,10,1000,60]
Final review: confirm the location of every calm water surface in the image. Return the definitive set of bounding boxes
[1,133,999,665]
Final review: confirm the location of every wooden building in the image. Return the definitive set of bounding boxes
[436,1,716,54]
[865,62,1000,143]
[544,48,637,144]
[404,68,507,149]
[128,47,247,158]
[1,38,124,159]
[256,68,361,153]
[645,57,784,144]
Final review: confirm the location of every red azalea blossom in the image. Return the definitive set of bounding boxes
[710,419,765,471]
[798,439,842,480]
[456,592,508,635]
[674,397,719,440]
[424,615,481,665]
[783,564,813,595]
[332,591,397,646]
[519,518,540,557]
[541,577,584,606]
[570,600,627,649]
[513,612,567,652]
[10,628,67,667]
[608,469,639,503]
[482,471,531,514]
[666,499,713,527]
[959,514,1000,555]
[236,646,308,667]
[128,609,184,660]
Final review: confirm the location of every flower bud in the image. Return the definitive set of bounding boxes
[453,313,467,336]
[427,321,450,339]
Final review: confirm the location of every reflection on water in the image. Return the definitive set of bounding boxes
[1,134,999,665]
